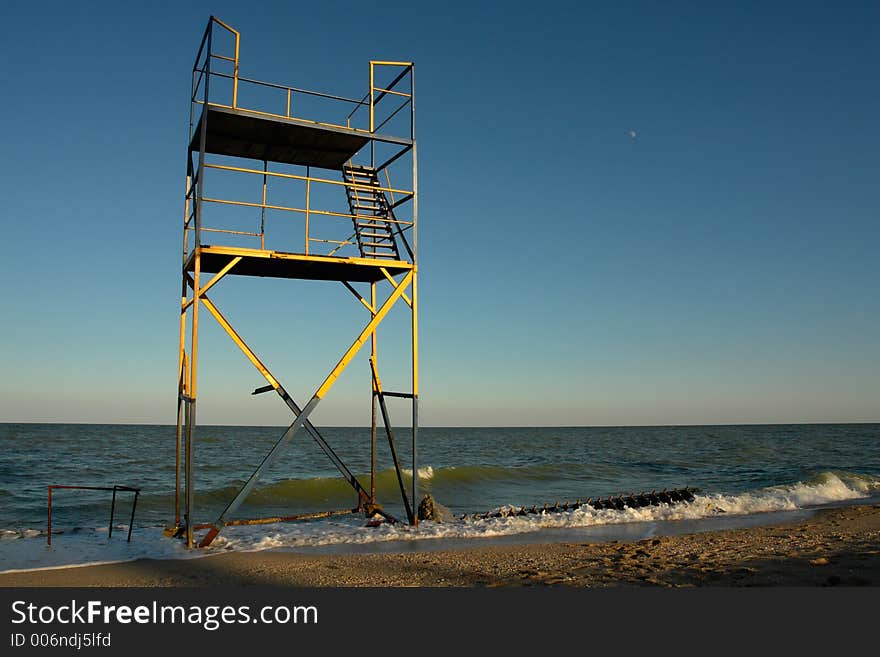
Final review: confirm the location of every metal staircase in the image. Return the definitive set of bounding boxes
[343,164,403,260]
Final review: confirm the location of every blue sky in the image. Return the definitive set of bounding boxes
[1,1,877,426]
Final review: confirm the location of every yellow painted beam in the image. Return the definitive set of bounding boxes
[199,295,280,390]
[196,244,413,268]
[380,268,412,308]
[411,269,419,396]
[182,256,241,312]
[315,270,414,399]
[341,281,374,313]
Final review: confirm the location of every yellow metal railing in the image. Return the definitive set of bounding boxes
[192,19,413,138]
[187,18,416,258]
[186,163,413,257]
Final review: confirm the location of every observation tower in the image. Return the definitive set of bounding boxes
[173,17,419,548]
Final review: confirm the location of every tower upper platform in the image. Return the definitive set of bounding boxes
[183,17,417,282]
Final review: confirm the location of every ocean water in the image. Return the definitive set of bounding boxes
[1,423,878,572]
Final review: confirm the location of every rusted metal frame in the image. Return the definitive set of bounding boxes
[47,485,140,546]
[190,294,369,506]
[341,281,374,313]
[199,271,413,546]
[369,357,414,524]
[189,287,383,515]
[107,486,141,543]
[182,256,240,313]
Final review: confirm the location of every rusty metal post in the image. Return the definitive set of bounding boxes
[47,486,52,546]
[109,486,117,539]
[128,490,139,542]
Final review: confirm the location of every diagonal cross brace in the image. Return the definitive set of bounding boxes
[197,270,414,547]
[186,274,376,506]
[196,295,374,539]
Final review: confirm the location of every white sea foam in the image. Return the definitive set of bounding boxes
[200,471,880,553]
[400,465,435,480]
[2,471,878,573]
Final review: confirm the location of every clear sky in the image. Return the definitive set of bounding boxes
[1,0,877,426]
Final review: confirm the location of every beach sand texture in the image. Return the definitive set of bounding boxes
[2,504,877,587]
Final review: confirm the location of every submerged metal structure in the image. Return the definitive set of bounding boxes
[173,17,419,548]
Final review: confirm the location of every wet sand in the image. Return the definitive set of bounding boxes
[2,504,878,587]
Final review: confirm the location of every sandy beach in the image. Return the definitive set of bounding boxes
[1,503,877,587]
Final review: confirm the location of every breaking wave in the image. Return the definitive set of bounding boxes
[2,470,878,573]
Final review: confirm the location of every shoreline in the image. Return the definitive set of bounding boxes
[2,503,878,587]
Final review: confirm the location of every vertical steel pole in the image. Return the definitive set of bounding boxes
[47,486,52,546]
[370,281,377,505]
[411,270,419,526]
[174,352,187,526]
[261,160,267,250]
[184,396,193,546]
[410,65,419,526]
[187,26,212,550]
[175,166,190,527]
[109,487,117,539]
[305,167,310,254]
[127,491,139,542]
[231,27,239,109]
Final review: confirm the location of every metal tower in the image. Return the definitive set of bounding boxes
[173,17,419,548]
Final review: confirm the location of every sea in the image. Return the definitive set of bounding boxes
[1,423,878,573]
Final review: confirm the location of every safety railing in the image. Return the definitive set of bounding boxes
[190,164,413,257]
[47,485,141,546]
[186,17,415,259]
[191,18,413,139]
